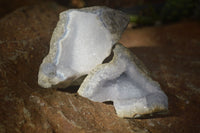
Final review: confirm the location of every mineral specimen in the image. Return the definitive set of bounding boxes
[38,6,168,119]
[38,6,129,88]
[78,43,168,118]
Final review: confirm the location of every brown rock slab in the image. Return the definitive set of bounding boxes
[0,3,136,133]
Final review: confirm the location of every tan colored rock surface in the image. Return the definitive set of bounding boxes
[0,2,200,133]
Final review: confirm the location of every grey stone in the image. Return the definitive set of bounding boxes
[38,6,129,88]
[78,43,168,118]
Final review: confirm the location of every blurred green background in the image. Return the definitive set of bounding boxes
[0,0,199,26]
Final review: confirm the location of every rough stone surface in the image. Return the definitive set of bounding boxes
[0,2,200,133]
[0,3,135,133]
[38,6,129,88]
[78,43,168,118]
[121,21,200,133]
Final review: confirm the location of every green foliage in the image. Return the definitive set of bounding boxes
[161,0,197,22]
[129,0,199,26]
[129,15,139,23]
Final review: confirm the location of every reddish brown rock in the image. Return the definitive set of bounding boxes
[0,0,85,18]
[0,3,136,133]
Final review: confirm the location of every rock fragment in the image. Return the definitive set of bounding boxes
[78,43,168,118]
[38,6,129,88]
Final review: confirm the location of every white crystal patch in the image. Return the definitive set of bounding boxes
[38,7,129,88]
[78,43,168,118]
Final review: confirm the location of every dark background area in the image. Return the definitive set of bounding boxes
[0,0,200,25]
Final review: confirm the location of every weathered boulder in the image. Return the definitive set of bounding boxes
[0,3,135,133]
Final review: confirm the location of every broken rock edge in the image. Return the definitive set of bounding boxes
[78,43,168,118]
[38,6,129,88]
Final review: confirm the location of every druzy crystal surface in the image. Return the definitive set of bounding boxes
[78,43,168,118]
[38,6,129,88]
[38,6,168,118]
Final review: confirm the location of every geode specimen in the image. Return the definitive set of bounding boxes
[78,43,168,118]
[38,6,168,118]
[38,6,129,88]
